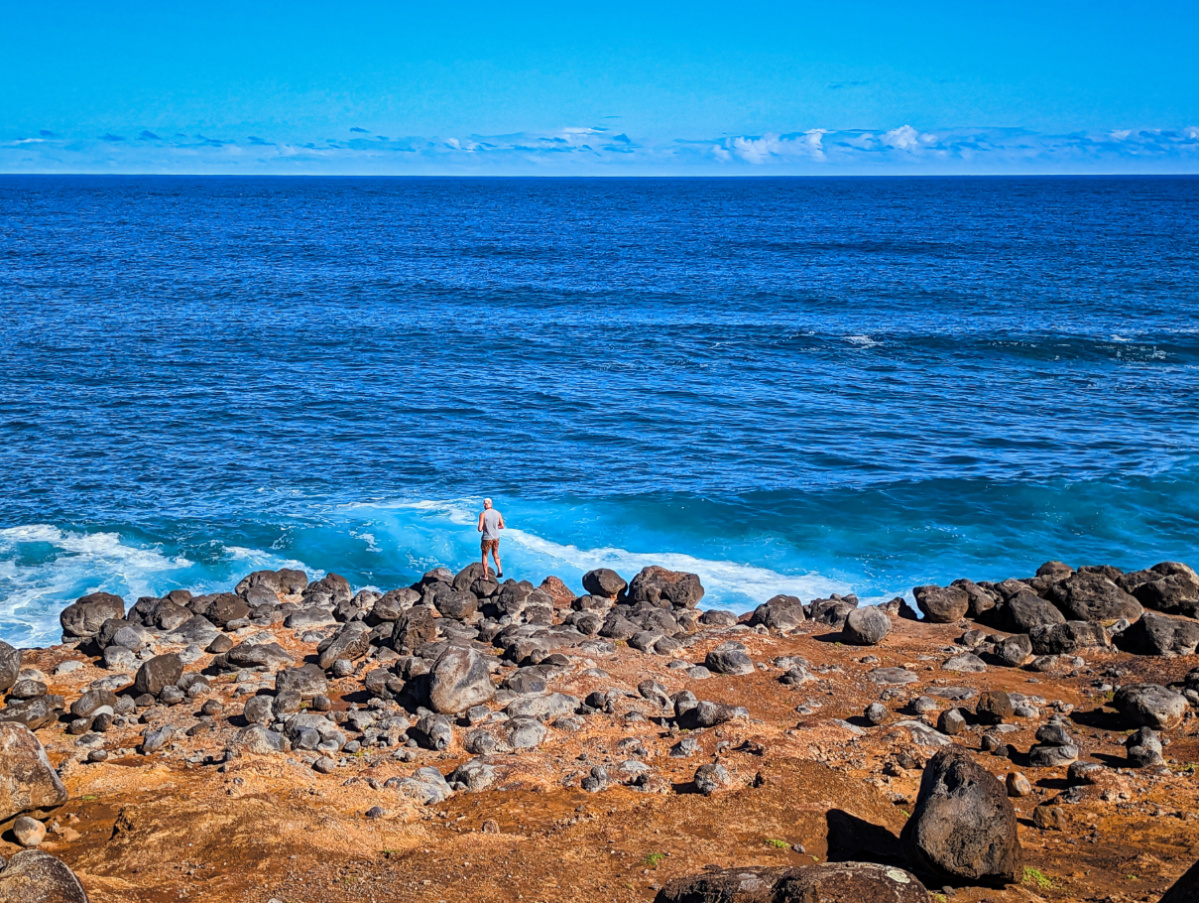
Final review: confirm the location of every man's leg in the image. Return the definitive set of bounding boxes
[492,543,502,578]
[481,543,490,580]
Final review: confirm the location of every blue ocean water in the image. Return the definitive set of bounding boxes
[1,175,1197,647]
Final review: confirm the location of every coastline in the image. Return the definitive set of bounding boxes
[0,559,1197,901]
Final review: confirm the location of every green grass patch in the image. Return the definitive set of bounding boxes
[1023,867,1053,890]
[765,838,789,849]
[80,794,98,801]
[643,853,666,868]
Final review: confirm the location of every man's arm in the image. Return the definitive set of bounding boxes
[497,513,505,530]
[477,512,485,533]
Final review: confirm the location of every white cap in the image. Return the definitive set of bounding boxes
[484,497,492,505]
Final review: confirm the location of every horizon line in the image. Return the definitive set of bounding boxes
[4,170,1199,179]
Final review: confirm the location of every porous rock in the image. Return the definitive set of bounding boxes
[132,653,183,698]
[1047,571,1143,623]
[913,585,968,623]
[428,647,495,714]
[0,850,89,903]
[0,723,68,823]
[901,745,1021,885]
[1113,683,1190,729]
[626,566,705,609]
[772,862,931,903]
[60,592,124,639]
[844,606,892,645]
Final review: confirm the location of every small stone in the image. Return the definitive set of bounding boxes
[864,702,888,725]
[365,806,385,819]
[12,816,46,848]
[313,756,337,774]
[1006,772,1033,797]
[693,763,732,795]
[937,708,966,736]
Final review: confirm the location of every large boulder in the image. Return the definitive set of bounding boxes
[203,593,250,627]
[0,642,21,695]
[653,866,787,903]
[1113,684,1190,729]
[1115,611,1199,656]
[59,592,124,639]
[749,595,806,630]
[773,863,931,903]
[1047,571,1142,623]
[1122,562,1199,618]
[626,566,705,609]
[392,606,438,653]
[0,697,64,731]
[275,664,328,701]
[582,568,627,599]
[428,648,495,714]
[705,641,755,675]
[1001,591,1067,633]
[844,607,892,645]
[0,850,89,902]
[0,723,68,823]
[1028,621,1108,655]
[901,746,1021,885]
[316,621,372,670]
[132,653,183,698]
[913,585,968,623]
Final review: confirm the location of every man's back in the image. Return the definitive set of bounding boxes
[481,507,502,539]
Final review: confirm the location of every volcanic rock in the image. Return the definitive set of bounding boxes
[843,607,892,645]
[429,648,495,714]
[626,566,704,609]
[1114,683,1190,729]
[749,595,806,630]
[913,585,968,623]
[0,850,89,903]
[705,641,755,675]
[60,592,125,639]
[0,723,68,822]
[132,654,183,698]
[1047,571,1143,623]
[901,745,1021,884]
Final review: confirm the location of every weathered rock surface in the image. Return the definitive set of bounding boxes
[1114,683,1190,729]
[913,585,968,623]
[844,607,892,645]
[428,648,495,714]
[0,723,68,822]
[0,850,89,902]
[901,746,1021,884]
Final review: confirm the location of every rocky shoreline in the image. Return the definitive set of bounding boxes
[0,560,1197,902]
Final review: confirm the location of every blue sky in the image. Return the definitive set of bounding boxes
[2,1,1196,174]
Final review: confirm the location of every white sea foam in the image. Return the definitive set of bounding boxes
[344,498,856,609]
[0,525,192,647]
[844,334,880,348]
[0,527,317,647]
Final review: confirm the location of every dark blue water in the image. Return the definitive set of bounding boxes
[2,175,1197,645]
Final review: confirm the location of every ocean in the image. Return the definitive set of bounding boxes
[1,175,1197,647]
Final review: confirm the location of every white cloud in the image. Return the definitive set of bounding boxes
[726,129,828,164]
[882,124,937,151]
[1184,126,1199,140]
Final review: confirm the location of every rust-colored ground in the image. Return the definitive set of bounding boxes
[15,618,1199,903]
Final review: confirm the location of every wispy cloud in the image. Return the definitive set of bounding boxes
[827,80,869,90]
[4,123,1198,174]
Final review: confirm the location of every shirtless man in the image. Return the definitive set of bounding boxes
[477,498,505,580]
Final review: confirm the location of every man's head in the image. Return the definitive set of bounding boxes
[483,498,493,509]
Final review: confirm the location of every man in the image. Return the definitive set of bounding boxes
[477,497,505,580]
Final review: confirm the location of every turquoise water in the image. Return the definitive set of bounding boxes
[2,176,1197,646]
